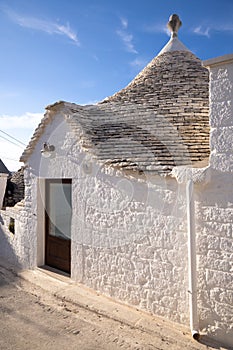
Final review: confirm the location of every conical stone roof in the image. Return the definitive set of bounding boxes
[21,15,210,175]
[100,14,210,170]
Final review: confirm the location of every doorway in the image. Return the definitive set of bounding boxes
[45,179,72,274]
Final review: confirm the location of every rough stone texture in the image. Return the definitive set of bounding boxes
[0,174,8,209]
[0,201,30,268]
[101,50,210,165]
[21,50,209,175]
[3,167,25,207]
[208,62,233,173]
[71,161,189,324]
[3,29,232,348]
[2,114,190,325]
[195,178,233,348]
[0,165,37,269]
[195,58,233,347]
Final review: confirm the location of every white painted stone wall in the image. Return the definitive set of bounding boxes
[72,170,189,324]
[195,55,233,347]
[208,55,233,172]
[0,173,8,208]
[195,177,233,347]
[10,113,190,325]
[1,54,233,346]
[0,202,31,268]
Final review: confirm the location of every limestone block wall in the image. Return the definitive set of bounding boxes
[196,55,233,347]
[0,168,37,269]
[21,114,190,325]
[0,173,8,208]
[195,176,233,347]
[208,55,233,171]
[0,203,29,268]
[72,171,189,325]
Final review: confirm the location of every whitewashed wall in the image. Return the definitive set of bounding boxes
[0,202,31,268]
[72,167,189,324]
[195,55,233,347]
[0,173,8,208]
[11,113,190,325]
[1,54,233,346]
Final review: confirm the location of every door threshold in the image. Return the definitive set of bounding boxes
[38,265,71,281]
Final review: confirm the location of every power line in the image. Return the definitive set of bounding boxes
[1,157,20,162]
[0,129,26,146]
[0,135,25,148]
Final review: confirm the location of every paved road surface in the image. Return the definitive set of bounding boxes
[0,265,229,350]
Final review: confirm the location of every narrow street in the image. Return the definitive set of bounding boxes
[0,265,227,350]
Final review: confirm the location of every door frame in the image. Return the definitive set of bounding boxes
[44,178,72,274]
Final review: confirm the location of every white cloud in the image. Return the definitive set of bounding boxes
[3,7,80,45]
[116,17,137,54]
[144,22,169,36]
[0,112,43,130]
[130,58,148,69]
[0,139,23,171]
[0,112,43,170]
[193,26,210,38]
[193,22,233,38]
[219,24,233,33]
[120,17,128,30]
[116,30,138,54]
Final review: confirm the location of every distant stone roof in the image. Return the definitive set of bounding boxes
[3,167,25,207]
[20,14,210,175]
[0,159,10,175]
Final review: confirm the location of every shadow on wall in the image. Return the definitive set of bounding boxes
[199,335,233,350]
[0,214,22,271]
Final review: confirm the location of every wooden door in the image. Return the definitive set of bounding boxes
[45,179,72,274]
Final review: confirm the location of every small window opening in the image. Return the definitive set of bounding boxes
[9,217,15,234]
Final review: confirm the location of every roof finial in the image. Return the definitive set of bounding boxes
[167,14,182,38]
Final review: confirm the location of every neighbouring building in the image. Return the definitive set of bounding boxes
[0,159,10,208]
[0,14,232,347]
[3,166,25,207]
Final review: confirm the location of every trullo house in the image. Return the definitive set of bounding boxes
[1,14,232,347]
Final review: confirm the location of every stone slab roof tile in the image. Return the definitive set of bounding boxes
[20,15,210,175]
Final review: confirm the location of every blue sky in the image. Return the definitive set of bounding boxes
[0,0,233,170]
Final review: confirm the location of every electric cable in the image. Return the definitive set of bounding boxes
[0,129,26,146]
[0,135,25,148]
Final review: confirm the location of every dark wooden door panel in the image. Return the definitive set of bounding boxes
[46,235,71,273]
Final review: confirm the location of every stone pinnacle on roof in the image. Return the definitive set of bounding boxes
[158,14,190,56]
[167,14,182,38]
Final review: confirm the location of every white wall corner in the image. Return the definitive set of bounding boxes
[0,173,8,209]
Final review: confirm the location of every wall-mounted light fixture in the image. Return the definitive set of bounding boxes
[41,142,55,158]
